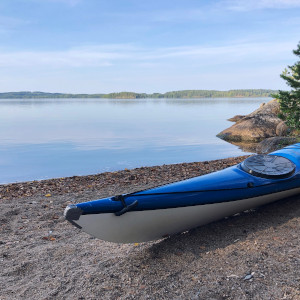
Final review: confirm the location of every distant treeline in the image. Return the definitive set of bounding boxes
[0,89,277,99]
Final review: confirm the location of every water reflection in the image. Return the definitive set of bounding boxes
[0,97,268,183]
[227,141,259,153]
[0,97,269,106]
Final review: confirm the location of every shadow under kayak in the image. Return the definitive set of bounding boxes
[64,144,300,243]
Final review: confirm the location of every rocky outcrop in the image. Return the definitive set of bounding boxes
[217,99,283,142]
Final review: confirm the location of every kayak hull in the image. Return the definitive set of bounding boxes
[73,187,300,243]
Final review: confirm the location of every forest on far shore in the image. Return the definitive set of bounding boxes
[0,89,277,99]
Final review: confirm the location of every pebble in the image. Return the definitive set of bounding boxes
[244,272,255,280]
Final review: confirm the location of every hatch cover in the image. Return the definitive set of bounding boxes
[241,154,296,179]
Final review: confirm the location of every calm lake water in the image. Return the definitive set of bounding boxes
[0,97,269,183]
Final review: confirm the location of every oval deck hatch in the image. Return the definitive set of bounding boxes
[241,154,296,179]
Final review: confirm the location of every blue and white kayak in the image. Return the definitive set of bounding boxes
[64,144,300,243]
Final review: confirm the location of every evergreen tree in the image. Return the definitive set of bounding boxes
[274,42,300,129]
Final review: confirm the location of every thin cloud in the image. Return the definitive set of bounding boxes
[54,0,81,5]
[145,9,207,23]
[0,15,29,34]
[0,48,126,68]
[225,0,300,11]
[0,41,296,69]
[31,0,81,6]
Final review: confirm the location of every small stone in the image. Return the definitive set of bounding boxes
[244,274,253,280]
[243,272,255,280]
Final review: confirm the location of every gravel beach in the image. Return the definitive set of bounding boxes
[1,156,299,300]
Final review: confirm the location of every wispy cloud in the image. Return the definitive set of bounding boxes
[0,15,29,34]
[142,9,207,23]
[29,0,81,7]
[224,0,300,11]
[0,47,125,68]
[0,40,296,69]
[41,0,81,6]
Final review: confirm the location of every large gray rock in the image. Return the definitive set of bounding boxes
[217,99,282,142]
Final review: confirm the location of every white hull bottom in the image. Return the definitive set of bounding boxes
[74,187,300,243]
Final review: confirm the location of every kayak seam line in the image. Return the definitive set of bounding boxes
[128,178,300,197]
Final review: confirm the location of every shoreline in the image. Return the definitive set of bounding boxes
[1,155,300,299]
[0,156,248,200]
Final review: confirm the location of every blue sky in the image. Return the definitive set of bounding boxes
[0,0,299,93]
